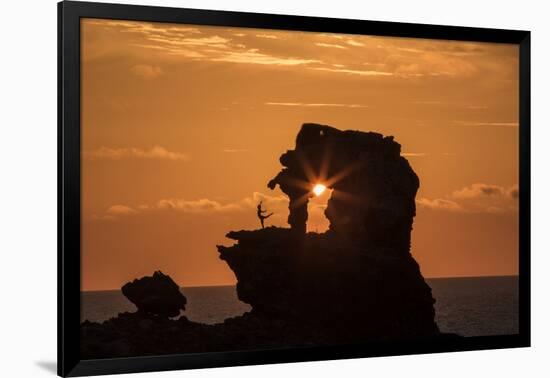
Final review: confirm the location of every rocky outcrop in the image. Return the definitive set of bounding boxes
[121,271,186,318]
[218,227,438,341]
[268,123,418,249]
[81,123,450,359]
[218,124,437,340]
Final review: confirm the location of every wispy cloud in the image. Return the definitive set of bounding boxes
[346,40,365,47]
[146,35,230,49]
[212,50,320,66]
[106,205,138,216]
[87,20,198,33]
[255,34,279,39]
[132,44,206,58]
[85,146,189,161]
[315,42,348,49]
[311,67,393,76]
[411,101,490,110]
[264,102,369,108]
[88,20,319,69]
[93,192,289,221]
[157,198,241,213]
[223,149,249,153]
[85,19,516,81]
[402,152,428,157]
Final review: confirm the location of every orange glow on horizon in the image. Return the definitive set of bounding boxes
[80,19,520,290]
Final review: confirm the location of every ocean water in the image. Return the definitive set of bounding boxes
[81,276,518,337]
[429,276,518,336]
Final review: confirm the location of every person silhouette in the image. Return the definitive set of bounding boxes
[257,201,273,229]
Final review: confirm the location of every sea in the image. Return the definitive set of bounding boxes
[81,276,519,337]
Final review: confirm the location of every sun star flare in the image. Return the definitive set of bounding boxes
[313,184,327,196]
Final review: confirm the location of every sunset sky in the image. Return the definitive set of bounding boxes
[81,19,519,291]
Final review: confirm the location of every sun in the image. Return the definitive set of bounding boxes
[312,184,327,196]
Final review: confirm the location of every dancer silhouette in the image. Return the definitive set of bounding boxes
[257,201,273,229]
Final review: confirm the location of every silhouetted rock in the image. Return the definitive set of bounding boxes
[220,124,438,340]
[218,228,438,341]
[268,123,418,248]
[81,123,453,359]
[121,271,186,318]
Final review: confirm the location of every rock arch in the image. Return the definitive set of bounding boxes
[268,123,419,251]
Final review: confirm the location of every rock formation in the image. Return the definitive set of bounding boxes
[81,123,452,359]
[267,123,418,248]
[121,271,187,318]
[219,123,437,341]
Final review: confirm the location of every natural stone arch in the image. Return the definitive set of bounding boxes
[268,123,419,250]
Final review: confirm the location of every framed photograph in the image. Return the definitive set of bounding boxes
[58,1,530,376]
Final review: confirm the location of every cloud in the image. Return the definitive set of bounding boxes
[85,146,189,161]
[411,101,491,110]
[242,192,289,209]
[91,20,202,36]
[133,43,206,58]
[315,42,348,49]
[255,34,279,39]
[85,19,515,82]
[346,40,365,47]
[264,102,369,108]
[212,50,320,66]
[106,205,138,215]
[418,183,519,214]
[452,183,518,199]
[402,152,428,157]
[94,192,289,221]
[130,64,163,79]
[223,149,249,153]
[416,198,463,212]
[89,20,322,69]
[92,204,138,221]
[146,35,230,49]
[311,67,394,76]
[157,198,242,213]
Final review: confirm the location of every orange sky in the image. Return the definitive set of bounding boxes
[81,19,519,291]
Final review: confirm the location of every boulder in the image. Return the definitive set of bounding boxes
[121,271,186,318]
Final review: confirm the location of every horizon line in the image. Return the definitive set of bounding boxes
[81,274,519,292]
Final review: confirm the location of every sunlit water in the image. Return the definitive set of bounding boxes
[81,276,518,337]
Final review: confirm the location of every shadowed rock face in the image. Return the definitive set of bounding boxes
[121,271,187,318]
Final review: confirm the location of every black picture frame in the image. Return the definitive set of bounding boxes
[58,1,531,376]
